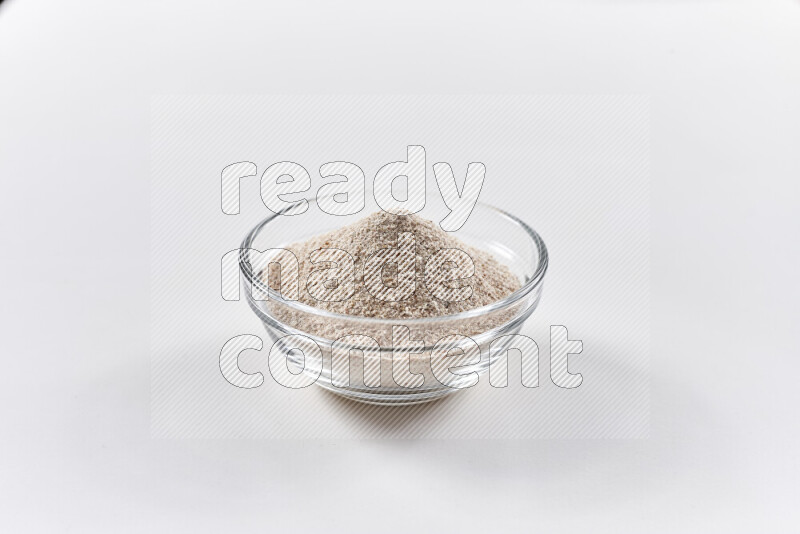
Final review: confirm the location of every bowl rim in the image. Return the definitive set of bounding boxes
[238,200,548,325]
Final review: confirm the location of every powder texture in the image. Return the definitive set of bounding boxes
[270,211,520,319]
[256,212,527,391]
[256,211,525,351]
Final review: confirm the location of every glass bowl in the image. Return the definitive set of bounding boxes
[239,201,548,405]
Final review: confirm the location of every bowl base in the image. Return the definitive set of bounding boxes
[314,382,463,406]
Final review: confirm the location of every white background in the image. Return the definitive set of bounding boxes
[1,0,799,532]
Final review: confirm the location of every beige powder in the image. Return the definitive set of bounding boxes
[274,211,518,315]
[259,211,522,346]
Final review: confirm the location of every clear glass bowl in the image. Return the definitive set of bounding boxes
[239,201,548,405]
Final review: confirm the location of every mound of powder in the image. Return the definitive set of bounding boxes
[270,211,521,319]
